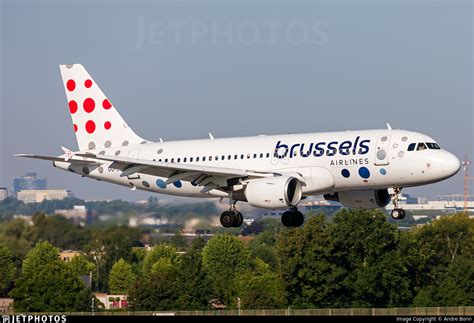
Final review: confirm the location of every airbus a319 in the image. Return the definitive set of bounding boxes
[16,64,461,228]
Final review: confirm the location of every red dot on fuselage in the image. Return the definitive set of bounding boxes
[69,100,78,114]
[67,80,75,91]
[83,98,95,113]
[85,79,92,88]
[104,121,111,130]
[73,124,78,132]
[85,120,96,134]
[102,99,112,109]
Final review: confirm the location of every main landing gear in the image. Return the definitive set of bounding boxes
[281,207,305,228]
[220,203,243,228]
[390,187,406,220]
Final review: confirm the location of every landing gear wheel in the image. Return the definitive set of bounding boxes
[220,211,235,228]
[281,211,293,227]
[233,211,243,228]
[292,211,305,227]
[281,210,305,228]
[391,208,406,220]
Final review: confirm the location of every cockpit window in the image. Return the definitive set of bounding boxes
[417,143,427,151]
[426,142,441,150]
[408,143,416,151]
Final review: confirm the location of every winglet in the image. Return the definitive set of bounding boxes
[386,123,392,130]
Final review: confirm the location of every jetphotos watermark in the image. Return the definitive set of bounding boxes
[1,315,66,323]
[134,16,328,49]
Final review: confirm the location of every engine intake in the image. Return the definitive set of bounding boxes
[324,189,391,209]
[244,176,303,209]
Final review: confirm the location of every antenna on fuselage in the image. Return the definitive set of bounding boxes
[386,123,392,130]
[209,132,214,140]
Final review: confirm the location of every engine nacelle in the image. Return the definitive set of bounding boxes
[244,176,303,209]
[324,189,391,209]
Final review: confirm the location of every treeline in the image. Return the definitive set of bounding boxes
[0,210,472,312]
[0,197,218,225]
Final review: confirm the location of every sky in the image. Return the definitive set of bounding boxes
[1,0,472,202]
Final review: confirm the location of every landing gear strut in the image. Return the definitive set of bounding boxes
[220,202,243,228]
[390,187,406,220]
[281,207,305,228]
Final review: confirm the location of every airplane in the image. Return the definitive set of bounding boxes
[16,64,462,228]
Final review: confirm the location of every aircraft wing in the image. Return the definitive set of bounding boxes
[15,154,99,165]
[76,153,280,193]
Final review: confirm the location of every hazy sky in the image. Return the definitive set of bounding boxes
[1,0,472,202]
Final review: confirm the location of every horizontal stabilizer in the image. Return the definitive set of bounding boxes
[14,154,98,165]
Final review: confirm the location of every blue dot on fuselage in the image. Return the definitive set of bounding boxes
[156,179,166,189]
[358,167,370,179]
[173,180,182,188]
[341,169,350,178]
[380,168,387,175]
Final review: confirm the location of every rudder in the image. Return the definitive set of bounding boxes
[59,64,145,151]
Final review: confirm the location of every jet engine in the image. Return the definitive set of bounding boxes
[244,176,303,209]
[324,189,391,209]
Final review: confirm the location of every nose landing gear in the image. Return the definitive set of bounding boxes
[220,202,243,228]
[390,187,406,220]
[281,207,305,227]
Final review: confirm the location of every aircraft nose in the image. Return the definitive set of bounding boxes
[442,152,461,177]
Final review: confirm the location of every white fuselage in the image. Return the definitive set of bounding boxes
[54,128,461,203]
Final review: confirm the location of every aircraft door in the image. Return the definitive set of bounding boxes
[374,135,390,166]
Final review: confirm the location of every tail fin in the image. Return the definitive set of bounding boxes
[59,64,145,151]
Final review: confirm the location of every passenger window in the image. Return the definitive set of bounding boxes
[177,158,180,163]
[196,157,200,162]
[241,154,244,159]
[247,154,251,159]
[171,158,174,163]
[165,158,168,162]
[266,153,270,158]
[183,157,187,163]
[190,157,193,162]
[234,155,238,160]
[408,143,416,151]
[417,143,427,151]
[228,155,231,160]
[221,156,225,160]
[260,153,263,158]
[203,157,206,161]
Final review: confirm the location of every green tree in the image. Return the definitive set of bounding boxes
[236,258,286,309]
[411,213,474,306]
[175,238,214,310]
[67,254,96,277]
[202,234,252,306]
[86,225,143,291]
[330,209,412,307]
[0,245,15,294]
[10,241,90,312]
[277,214,346,308]
[109,258,136,294]
[128,259,179,310]
[142,244,180,274]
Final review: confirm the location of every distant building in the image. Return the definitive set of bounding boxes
[55,205,87,221]
[93,294,128,310]
[0,188,7,201]
[13,172,47,196]
[60,250,81,262]
[17,189,73,204]
[0,298,13,313]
